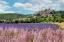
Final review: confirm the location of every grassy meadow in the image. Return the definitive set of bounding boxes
[53,22,64,29]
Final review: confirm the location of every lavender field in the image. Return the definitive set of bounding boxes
[0,23,63,42]
[0,27,64,42]
[0,23,60,30]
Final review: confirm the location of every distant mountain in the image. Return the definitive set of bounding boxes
[0,13,28,21]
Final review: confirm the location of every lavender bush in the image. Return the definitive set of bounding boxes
[0,27,63,42]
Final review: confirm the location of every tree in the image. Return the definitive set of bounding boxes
[14,20,19,23]
[53,12,62,22]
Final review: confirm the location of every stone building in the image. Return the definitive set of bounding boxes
[35,9,54,17]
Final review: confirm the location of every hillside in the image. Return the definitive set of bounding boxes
[0,13,28,21]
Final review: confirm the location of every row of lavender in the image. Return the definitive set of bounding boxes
[0,23,60,29]
[0,27,64,42]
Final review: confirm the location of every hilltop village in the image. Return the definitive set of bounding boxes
[33,9,54,18]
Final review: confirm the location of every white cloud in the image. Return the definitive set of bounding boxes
[57,0,64,10]
[14,0,64,11]
[0,0,11,13]
[0,10,5,13]
[14,2,40,11]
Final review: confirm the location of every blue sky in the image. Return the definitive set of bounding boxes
[0,0,64,14]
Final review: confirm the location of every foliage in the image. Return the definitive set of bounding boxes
[0,13,28,21]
